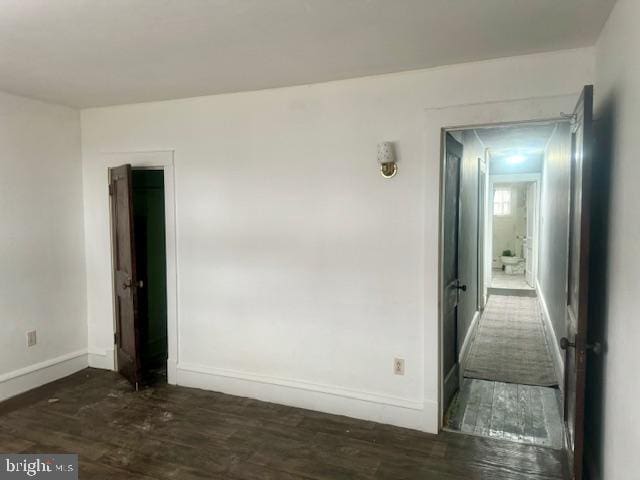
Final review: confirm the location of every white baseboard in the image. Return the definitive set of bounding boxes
[459,310,481,375]
[536,279,565,388]
[88,347,114,370]
[167,358,178,385]
[176,362,437,433]
[0,350,88,402]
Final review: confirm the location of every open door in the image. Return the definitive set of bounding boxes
[442,133,464,417]
[109,164,142,388]
[561,85,594,480]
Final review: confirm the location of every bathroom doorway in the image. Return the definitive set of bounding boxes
[487,174,540,295]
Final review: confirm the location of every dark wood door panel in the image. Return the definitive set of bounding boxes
[109,164,141,388]
[563,85,594,480]
[442,133,463,418]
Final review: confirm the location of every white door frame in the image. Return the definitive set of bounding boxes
[106,151,179,385]
[525,181,537,287]
[488,173,541,288]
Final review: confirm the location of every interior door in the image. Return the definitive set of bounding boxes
[561,85,594,480]
[109,164,142,388]
[442,133,463,417]
[524,182,536,286]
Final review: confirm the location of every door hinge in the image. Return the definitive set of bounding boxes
[108,183,114,196]
[114,332,118,345]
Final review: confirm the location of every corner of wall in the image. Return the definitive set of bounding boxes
[87,347,115,371]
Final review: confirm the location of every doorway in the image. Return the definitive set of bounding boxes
[132,169,168,382]
[427,86,600,478]
[109,160,173,389]
[441,121,565,449]
[487,174,540,295]
[438,86,595,480]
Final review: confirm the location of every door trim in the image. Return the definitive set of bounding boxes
[106,151,178,385]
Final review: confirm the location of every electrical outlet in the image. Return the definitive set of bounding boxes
[27,330,37,347]
[393,358,405,375]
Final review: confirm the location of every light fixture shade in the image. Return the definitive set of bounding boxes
[377,142,396,164]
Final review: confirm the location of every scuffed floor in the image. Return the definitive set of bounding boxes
[445,378,563,450]
[0,368,566,479]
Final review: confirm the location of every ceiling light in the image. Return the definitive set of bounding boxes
[507,155,525,164]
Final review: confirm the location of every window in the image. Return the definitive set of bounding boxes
[494,188,511,216]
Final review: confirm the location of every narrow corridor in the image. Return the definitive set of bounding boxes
[445,294,563,449]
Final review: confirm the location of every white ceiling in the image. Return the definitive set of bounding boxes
[0,0,615,107]
[475,123,559,163]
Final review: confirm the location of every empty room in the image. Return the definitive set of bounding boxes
[0,1,638,479]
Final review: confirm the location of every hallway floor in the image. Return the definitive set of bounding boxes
[0,369,566,479]
[491,271,534,290]
[465,295,557,387]
[446,293,563,450]
[445,379,563,449]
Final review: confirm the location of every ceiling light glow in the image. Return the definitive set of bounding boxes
[507,155,525,164]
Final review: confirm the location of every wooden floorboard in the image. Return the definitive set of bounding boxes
[446,378,564,450]
[0,369,566,479]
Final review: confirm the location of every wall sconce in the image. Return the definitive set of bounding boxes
[377,141,398,178]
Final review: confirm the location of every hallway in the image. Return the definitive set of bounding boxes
[466,295,556,387]
[445,294,562,449]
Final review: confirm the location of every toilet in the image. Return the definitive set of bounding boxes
[501,256,525,274]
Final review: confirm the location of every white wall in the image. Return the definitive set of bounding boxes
[81,48,594,431]
[537,122,571,377]
[0,92,87,400]
[457,130,484,350]
[588,0,640,477]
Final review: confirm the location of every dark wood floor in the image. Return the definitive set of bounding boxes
[0,369,566,479]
